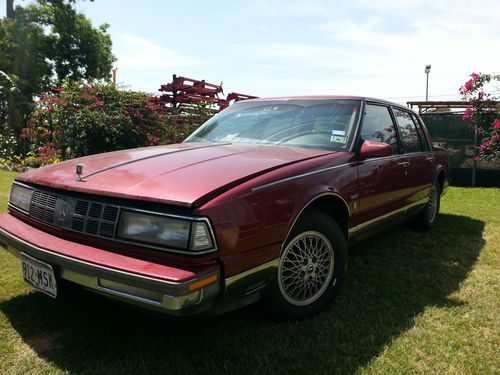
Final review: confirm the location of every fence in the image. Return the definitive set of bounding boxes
[421,112,500,187]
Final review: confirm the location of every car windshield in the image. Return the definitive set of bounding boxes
[185,99,361,151]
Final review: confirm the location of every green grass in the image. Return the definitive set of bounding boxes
[0,171,498,374]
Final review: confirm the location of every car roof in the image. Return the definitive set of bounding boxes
[243,95,409,110]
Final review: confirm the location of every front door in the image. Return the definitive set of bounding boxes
[354,103,409,235]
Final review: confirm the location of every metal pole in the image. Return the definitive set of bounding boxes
[426,72,429,101]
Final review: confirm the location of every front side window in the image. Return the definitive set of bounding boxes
[185,99,361,151]
[360,104,398,153]
[393,109,422,153]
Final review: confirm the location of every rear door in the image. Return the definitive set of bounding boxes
[392,108,434,210]
[355,103,409,232]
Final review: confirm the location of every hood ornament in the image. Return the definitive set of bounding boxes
[76,164,84,182]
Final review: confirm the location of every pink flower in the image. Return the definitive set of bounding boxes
[479,140,491,152]
[147,134,161,145]
[493,119,500,129]
[464,79,473,91]
[463,107,472,120]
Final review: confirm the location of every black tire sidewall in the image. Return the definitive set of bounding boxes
[263,210,347,320]
[417,183,440,230]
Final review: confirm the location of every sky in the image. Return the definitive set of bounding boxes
[4,0,500,104]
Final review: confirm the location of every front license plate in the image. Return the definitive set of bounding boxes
[21,253,57,298]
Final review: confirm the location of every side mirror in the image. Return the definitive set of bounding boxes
[359,140,393,159]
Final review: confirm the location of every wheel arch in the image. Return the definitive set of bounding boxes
[436,168,446,194]
[284,193,350,246]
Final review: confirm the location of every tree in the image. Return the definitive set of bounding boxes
[0,0,115,140]
[459,73,500,161]
[6,0,14,19]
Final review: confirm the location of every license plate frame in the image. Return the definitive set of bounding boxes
[21,253,57,298]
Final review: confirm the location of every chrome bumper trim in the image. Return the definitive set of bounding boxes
[0,228,220,314]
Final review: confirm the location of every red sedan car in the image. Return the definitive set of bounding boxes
[1,96,449,319]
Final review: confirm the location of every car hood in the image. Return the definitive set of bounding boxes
[16,143,338,207]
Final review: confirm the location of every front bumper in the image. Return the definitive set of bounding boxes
[0,214,220,316]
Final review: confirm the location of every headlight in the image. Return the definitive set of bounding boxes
[9,183,33,212]
[117,210,215,253]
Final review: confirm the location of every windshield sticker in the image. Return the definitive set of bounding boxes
[331,130,346,136]
[330,135,346,143]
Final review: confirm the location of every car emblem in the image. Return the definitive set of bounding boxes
[55,200,72,223]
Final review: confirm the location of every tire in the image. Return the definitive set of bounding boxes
[416,182,440,230]
[262,210,347,321]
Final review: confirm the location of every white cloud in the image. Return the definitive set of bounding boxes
[232,0,500,101]
[115,35,201,70]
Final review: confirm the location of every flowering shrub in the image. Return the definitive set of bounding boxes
[459,73,500,161]
[0,132,17,159]
[24,81,167,159]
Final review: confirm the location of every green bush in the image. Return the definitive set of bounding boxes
[0,132,17,159]
[23,81,166,159]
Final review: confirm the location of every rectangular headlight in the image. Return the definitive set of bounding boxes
[9,183,33,212]
[117,210,191,249]
[117,210,216,253]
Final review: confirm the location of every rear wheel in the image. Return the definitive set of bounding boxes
[416,182,440,230]
[263,210,347,320]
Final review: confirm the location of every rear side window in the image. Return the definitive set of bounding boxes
[411,114,430,151]
[361,104,398,153]
[393,109,422,153]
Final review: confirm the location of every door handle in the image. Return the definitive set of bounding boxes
[426,156,435,162]
[397,161,410,167]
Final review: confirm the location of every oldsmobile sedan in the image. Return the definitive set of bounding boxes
[0,96,449,319]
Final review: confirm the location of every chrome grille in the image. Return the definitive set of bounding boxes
[29,189,120,239]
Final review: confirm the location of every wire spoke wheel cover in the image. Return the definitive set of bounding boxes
[428,186,438,223]
[278,231,335,306]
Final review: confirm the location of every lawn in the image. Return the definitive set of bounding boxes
[0,171,498,375]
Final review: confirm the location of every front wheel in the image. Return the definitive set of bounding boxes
[262,210,347,320]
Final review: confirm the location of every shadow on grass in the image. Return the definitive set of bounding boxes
[0,213,485,374]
